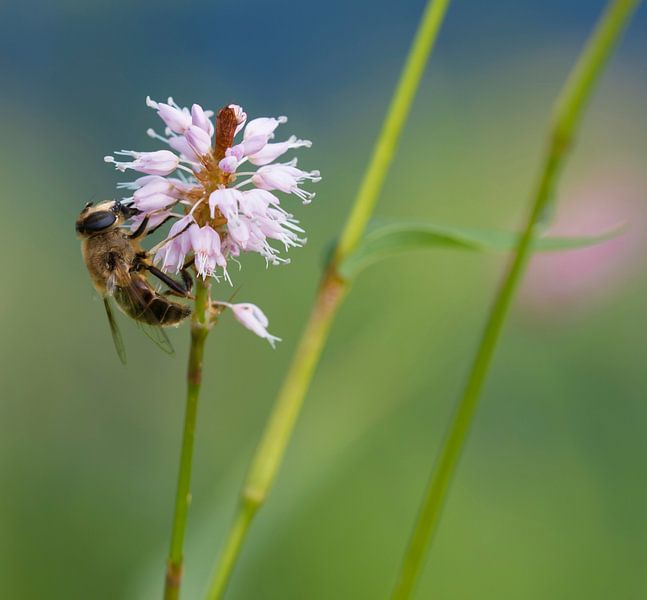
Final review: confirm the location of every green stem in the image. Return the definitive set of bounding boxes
[205,270,346,600]
[333,0,453,264]
[391,2,640,599]
[165,277,210,600]
[206,499,258,600]
[205,1,453,597]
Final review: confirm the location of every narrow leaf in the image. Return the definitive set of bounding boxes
[338,220,624,279]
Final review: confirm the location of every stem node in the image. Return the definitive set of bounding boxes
[165,560,183,590]
[241,485,266,509]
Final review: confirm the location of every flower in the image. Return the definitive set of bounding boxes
[146,96,192,134]
[190,224,228,281]
[104,150,180,175]
[217,302,282,348]
[251,160,320,203]
[153,213,195,272]
[104,96,320,345]
[185,125,213,157]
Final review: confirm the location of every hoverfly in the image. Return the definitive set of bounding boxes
[76,200,192,363]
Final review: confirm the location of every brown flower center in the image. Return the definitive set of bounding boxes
[188,105,239,231]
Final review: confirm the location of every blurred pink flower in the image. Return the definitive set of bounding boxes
[520,174,647,317]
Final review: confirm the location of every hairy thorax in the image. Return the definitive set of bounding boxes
[81,230,137,294]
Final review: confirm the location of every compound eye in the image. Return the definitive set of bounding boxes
[80,210,117,233]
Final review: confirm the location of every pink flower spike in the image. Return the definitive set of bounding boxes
[243,116,287,141]
[191,104,214,137]
[248,136,312,166]
[222,302,281,348]
[105,97,319,277]
[229,104,247,135]
[104,150,180,176]
[146,96,192,134]
[185,125,213,157]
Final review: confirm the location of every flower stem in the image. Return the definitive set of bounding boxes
[205,1,453,597]
[165,277,210,600]
[390,2,640,599]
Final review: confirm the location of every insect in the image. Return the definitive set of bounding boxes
[76,200,193,363]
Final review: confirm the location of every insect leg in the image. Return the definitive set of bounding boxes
[144,214,176,237]
[146,264,192,297]
[129,216,150,239]
[147,222,192,255]
[180,270,193,294]
[179,257,195,294]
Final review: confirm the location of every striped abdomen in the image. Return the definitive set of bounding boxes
[113,275,191,327]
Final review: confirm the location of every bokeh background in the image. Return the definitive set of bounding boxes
[1,1,646,598]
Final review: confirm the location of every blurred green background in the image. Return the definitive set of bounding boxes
[1,1,646,598]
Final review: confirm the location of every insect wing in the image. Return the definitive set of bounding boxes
[102,297,127,364]
[112,267,176,356]
[134,318,175,355]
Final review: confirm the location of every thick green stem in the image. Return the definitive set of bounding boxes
[391,2,640,599]
[165,278,210,600]
[205,1,453,597]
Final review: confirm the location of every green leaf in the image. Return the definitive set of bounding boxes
[338,219,624,279]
